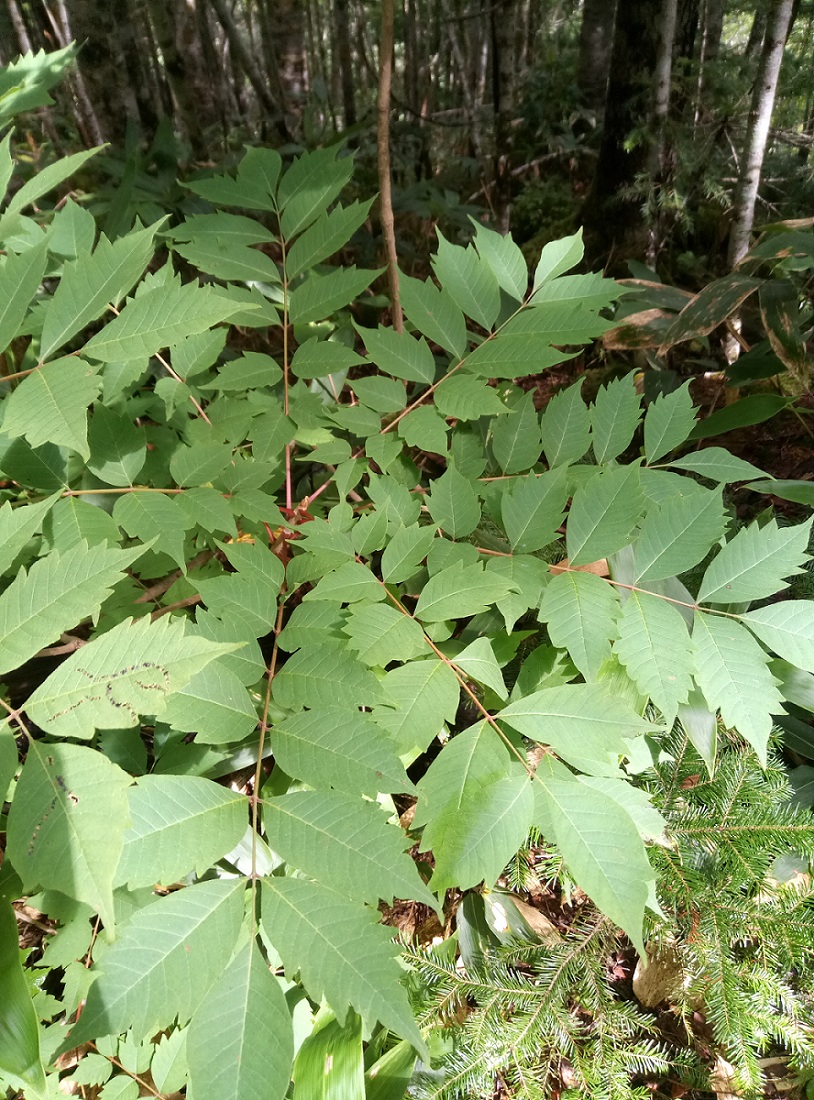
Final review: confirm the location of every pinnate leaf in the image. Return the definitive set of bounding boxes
[692,612,782,764]
[566,464,645,566]
[499,685,651,776]
[4,358,100,459]
[490,391,542,474]
[697,516,812,604]
[343,602,426,665]
[667,447,768,483]
[0,492,58,575]
[433,231,500,330]
[414,562,516,622]
[614,590,693,724]
[24,614,236,739]
[262,877,427,1055]
[0,540,143,676]
[115,775,248,889]
[399,270,467,359]
[416,721,533,892]
[539,569,619,679]
[6,742,132,933]
[535,772,652,955]
[113,491,191,570]
[186,942,293,1100]
[67,880,244,1045]
[264,790,437,909]
[634,487,726,583]
[271,706,413,796]
[643,381,696,463]
[590,375,642,463]
[743,601,814,672]
[374,658,460,755]
[273,641,383,710]
[0,895,45,1096]
[501,466,567,554]
[0,235,48,356]
[427,465,481,539]
[540,379,591,467]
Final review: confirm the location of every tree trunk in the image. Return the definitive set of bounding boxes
[8,0,33,53]
[66,0,132,144]
[576,0,617,116]
[728,0,795,266]
[490,0,516,232]
[694,0,724,124]
[206,0,289,139]
[334,0,356,128]
[143,0,206,158]
[673,0,700,61]
[743,4,767,65]
[581,0,662,267]
[647,0,679,266]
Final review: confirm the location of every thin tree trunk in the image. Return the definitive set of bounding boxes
[491,0,516,232]
[378,0,402,332]
[647,0,679,266]
[727,0,795,266]
[694,0,724,125]
[743,4,767,65]
[576,0,617,115]
[206,0,289,139]
[8,0,32,53]
[334,0,356,128]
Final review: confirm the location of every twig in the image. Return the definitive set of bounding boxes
[377,0,403,332]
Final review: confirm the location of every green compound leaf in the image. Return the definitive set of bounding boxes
[501,466,568,554]
[471,219,528,300]
[590,375,642,463]
[427,465,481,539]
[666,447,768,483]
[264,790,437,909]
[343,602,426,666]
[3,358,101,459]
[24,614,236,739]
[614,590,693,725]
[414,562,516,622]
[0,894,46,1097]
[692,612,783,765]
[643,381,696,463]
[287,198,374,279]
[633,487,726,583]
[399,270,467,359]
[532,229,584,290]
[186,941,293,1100]
[40,221,160,360]
[273,641,384,710]
[271,706,413,796]
[490,391,543,474]
[539,569,620,680]
[0,236,48,356]
[82,283,240,362]
[498,685,652,777]
[433,231,500,330]
[86,405,146,487]
[435,374,507,420]
[535,772,652,956]
[743,601,814,673]
[360,325,437,385]
[278,145,353,238]
[115,775,248,889]
[6,742,132,933]
[262,877,427,1057]
[540,378,591,468]
[0,492,59,575]
[380,523,437,583]
[374,658,460,755]
[0,540,144,676]
[112,491,191,570]
[399,405,450,455]
[451,637,508,699]
[566,464,646,566]
[416,721,533,892]
[288,267,381,325]
[66,879,244,1046]
[697,516,812,605]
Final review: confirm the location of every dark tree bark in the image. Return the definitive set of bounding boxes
[694,0,724,122]
[673,0,700,62]
[490,0,516,232]
[647,0,679,265]
[728,0,795,266]
[581,0,662,267]
[576,0,617,116]
[66,0,132,144]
